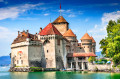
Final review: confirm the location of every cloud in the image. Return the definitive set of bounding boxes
[0,26,18,56]
[59,9,65,12]
[78,3,120,8]
[102,11,120,24]
[66,10,71,13]
[0,0,4,2]
[44,13,49,16]
[0,26,17,41]
[85,18,89,22]
[88,11,120,52]
[68,14,76,17]
[0,3,44,20]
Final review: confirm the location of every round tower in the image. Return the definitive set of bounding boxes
[80,33,92,53]
[91,36,96,54]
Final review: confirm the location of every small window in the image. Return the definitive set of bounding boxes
[47,50,48,53]
[57,39,60,45]
[88,46,89,48]
[46,58,48,60]
[21,60,23,64]
[84,46,85,48]
[17,60,19,64]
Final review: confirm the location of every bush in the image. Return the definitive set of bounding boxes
[88,56,96,63]
[99,59,107,63]
[95,67,98,71]
[117,65,120,69]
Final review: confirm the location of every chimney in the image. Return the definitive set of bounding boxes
[35,33,38,39]
[40,27,42,32]
[18,31,20,36]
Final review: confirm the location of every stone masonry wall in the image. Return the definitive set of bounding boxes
[88,64,112,70]
[53,23,68,35]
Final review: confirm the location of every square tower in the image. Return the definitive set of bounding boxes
[52,16,69,35]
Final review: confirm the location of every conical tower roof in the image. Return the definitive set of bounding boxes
[63,29,76,37]
[81,33,92,40]
[91,36,96,43]
[39,23,62,36]
[52,16,68,23]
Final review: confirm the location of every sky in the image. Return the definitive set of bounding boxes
[0,0,120,56]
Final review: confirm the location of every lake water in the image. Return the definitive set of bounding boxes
[0,66,120,79]
[0,71,120,79]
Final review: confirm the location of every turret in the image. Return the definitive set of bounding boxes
[63,29,77,53]
[91,36,96,54]
[80,33,92,53]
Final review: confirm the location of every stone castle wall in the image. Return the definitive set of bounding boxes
[11,42,29,67]
[88,64,112,70]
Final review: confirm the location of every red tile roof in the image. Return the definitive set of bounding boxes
[81,33,92,40]
[91,36,96,43]
[12,31,40,44]
[67,53,97,57]
[39,23,62,36]
[63,29,76,37]
[52,16,68,23]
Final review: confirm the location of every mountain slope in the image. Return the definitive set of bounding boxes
[0,56,11,65]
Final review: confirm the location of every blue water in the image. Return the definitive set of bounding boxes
[0,66,120,79]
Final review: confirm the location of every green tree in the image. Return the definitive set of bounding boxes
[99,19,120,66]
[88,56,96,63]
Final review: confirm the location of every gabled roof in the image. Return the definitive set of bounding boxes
[39,23,62,36]
[67,53,97,57]
[81,33,92,40]
[63,29,76,37]
[12,31,39,44]
[91,36,96,43]
[52,16,68,23]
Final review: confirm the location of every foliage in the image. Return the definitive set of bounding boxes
[99,59,107,63]
[95,66,98,71]
[95,59,108,64]
[88,56,96,63]
[117,65,120,68]
[99,19,120,65]
[30,67,40,69]
[30,67,42,72]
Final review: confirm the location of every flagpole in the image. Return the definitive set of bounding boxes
[60,2,61,16]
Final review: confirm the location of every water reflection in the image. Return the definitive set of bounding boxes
[10,72,29,79]
[0,71,120,79]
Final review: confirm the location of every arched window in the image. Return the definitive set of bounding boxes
[43,40,50,45]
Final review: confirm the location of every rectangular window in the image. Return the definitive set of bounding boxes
[17,60,19,64]
[21,60,23,64]
[57,39,60,45]
[47,50,48,53]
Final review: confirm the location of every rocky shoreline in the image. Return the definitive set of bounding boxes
[9,67,59,72]
[9,67,120,73]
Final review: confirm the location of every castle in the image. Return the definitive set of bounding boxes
[10,16,96,70]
